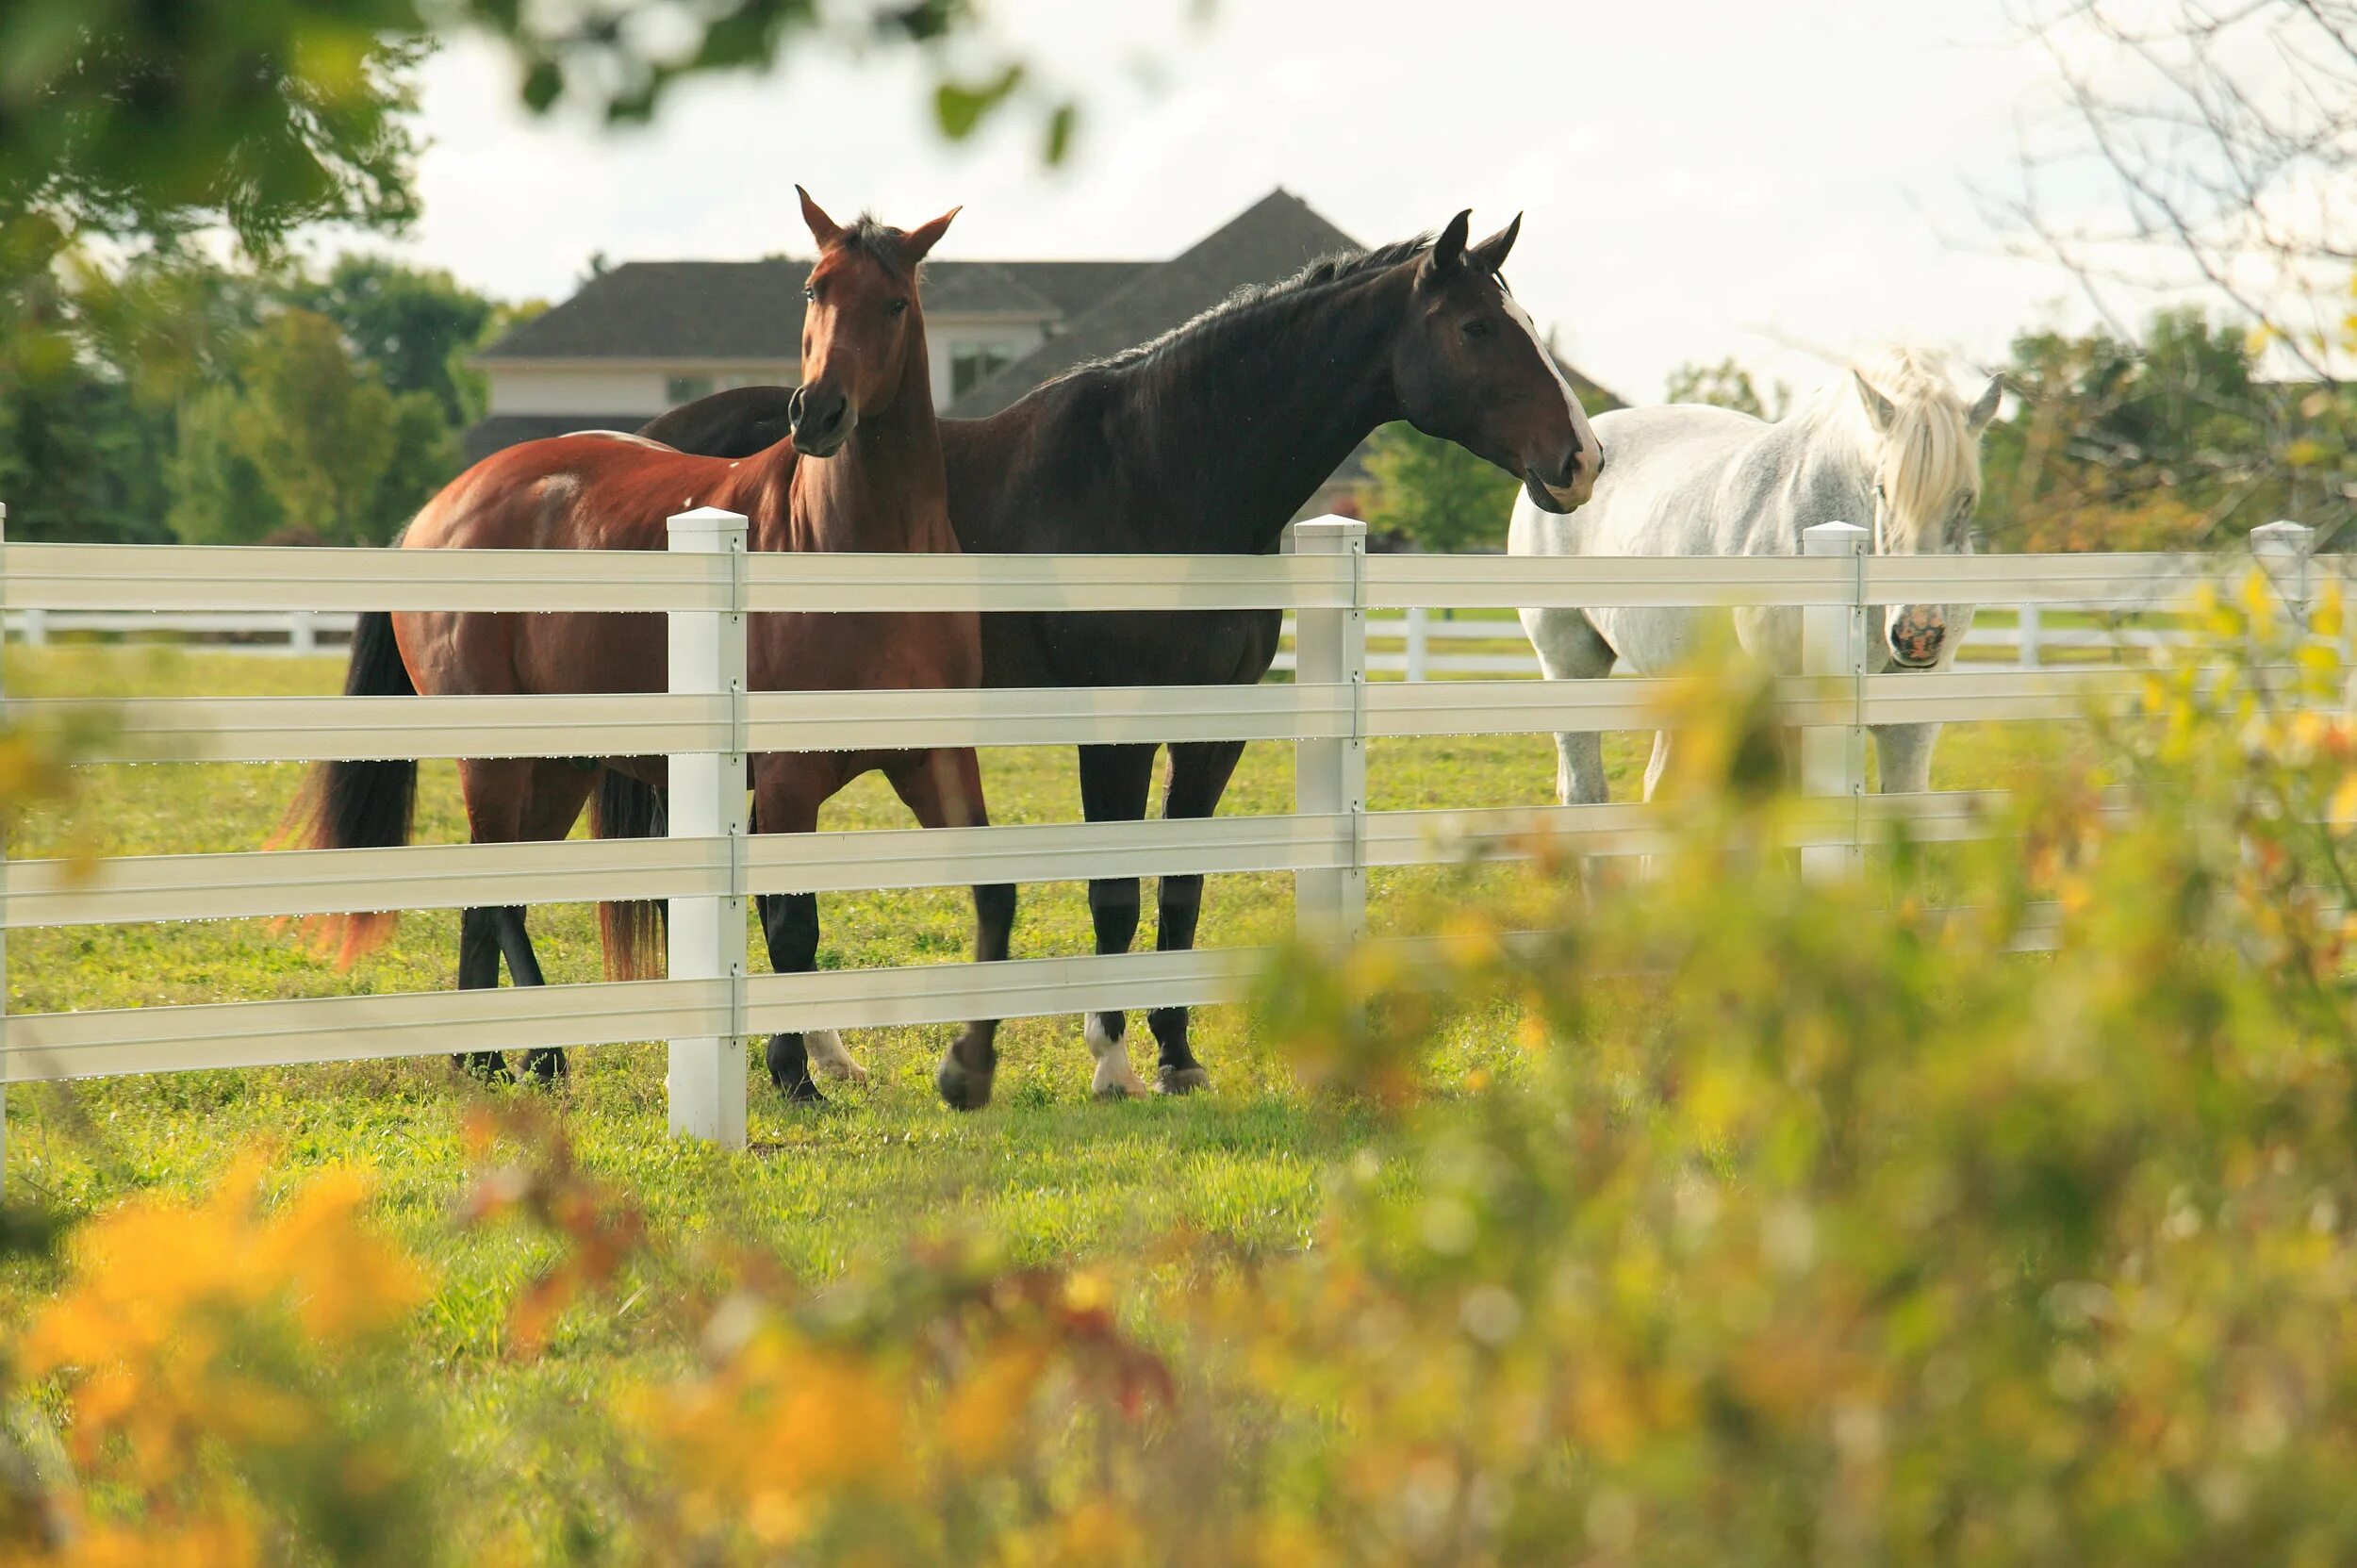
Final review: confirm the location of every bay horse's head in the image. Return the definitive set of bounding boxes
[1391,209,1603,513]
[1846,349,2003,669]
[789,187,960,458]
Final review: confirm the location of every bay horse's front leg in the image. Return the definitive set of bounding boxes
[750,753,850,1104]
[1147,740,1247,1095]
[889,747,1017,1112]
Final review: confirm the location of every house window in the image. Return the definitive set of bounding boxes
[950,343,1013,399]
[665,374,715,405]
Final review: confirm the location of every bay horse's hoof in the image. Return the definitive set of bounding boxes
[803,1029,869,1085]
[936,1055,995,1112]
[1157,1065,1211,1097]
[781,1076,827,1106]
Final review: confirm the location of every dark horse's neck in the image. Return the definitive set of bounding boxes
[970,261,1411,556]
[746,326,950,554]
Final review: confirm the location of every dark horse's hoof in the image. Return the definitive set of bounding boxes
[455,1051,514,1084]
[1157,1065,1211,1097]
[780,1076,827,1106]
[936,1056,995,1112]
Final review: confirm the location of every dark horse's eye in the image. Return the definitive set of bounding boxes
[1462,319,1492,340]
[888,298,909,317]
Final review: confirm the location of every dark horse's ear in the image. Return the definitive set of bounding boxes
[1470,213,1521,273]
[1419,209,1474,289]
[898,206,962,267]
[798,185,845,249]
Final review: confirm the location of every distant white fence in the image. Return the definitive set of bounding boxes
[0,511,2332,1159]
[0,602,2204,672]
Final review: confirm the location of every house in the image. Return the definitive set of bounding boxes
[466,190,1613,519]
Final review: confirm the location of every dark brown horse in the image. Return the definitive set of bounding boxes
[640,209,1599,1098]
[279,190,1014,1105]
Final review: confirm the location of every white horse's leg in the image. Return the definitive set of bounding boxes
[1871,722,1941,794]
[1641,731,1674,802]
[1521,608,1617,807]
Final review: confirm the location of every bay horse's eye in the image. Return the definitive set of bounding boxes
[802,286,816,302]
[888,298,909,317]
[1462,319,1492,340]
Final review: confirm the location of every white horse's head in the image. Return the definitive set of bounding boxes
[1844,348,2003,669]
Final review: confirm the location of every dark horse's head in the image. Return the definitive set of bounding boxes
[1392,209,1602,513]
[788,188,959,458]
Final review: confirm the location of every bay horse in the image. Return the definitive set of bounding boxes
[1511,347,2003,805]
[277,190,1014,1106]
[638,208,1601,1099]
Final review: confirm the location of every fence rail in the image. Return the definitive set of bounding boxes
[0,513,2330,1157]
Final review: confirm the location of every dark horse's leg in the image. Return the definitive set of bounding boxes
[1147,739,1247,1094]
[453,758,598,1085]
[887,748,1016,1112]
[1077,743,1159,1099]
[750,753,848,1103]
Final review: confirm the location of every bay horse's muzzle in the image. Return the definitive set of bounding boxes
[789,385,854,457]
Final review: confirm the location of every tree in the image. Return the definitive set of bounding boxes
[1978,307,2344,552]
[227,310,397,547]
[165,383,285,547]
[1664,356,1789,420]
[0,359,173,543]
[1996,0,2356,384]
[1361,424,1523,553]
[284,256,495,422]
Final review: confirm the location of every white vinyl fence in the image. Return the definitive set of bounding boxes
[0,510,2332,1162]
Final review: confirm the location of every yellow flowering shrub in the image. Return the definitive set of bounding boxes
[8,580,2357,1564]
[6,1158,434,1565]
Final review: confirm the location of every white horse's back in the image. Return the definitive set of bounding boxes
[1509,352,2003,807]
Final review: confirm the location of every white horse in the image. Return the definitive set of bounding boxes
[1510,347,2003,803]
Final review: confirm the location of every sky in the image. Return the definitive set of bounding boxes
[379,0,2123,403]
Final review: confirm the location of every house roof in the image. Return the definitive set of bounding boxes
[946,188,1364,418]
[480,257,1144,362]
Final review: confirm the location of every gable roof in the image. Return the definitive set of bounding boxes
[946,188,1362,418]
[480,257,1139,363]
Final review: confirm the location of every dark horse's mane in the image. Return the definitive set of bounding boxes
[1063,233,1436,384]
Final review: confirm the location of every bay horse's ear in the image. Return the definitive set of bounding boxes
[1853,369,1898,434]
[1419,209,1474,288]
[798,186,845,250]
[1967,374,2004,434]
[1470,213,1522,273]
[898,206,962,267]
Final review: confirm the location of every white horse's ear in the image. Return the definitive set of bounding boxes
[1853,370,1897,434]
[1966,375,2003,434]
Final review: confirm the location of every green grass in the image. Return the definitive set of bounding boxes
[2,644,2059,1361]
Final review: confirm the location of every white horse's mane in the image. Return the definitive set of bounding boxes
[1804,346,1982,542]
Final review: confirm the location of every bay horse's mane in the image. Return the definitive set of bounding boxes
[837,214,923,280]
[1063,233,1437,383]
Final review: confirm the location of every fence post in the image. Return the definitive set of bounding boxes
[2251,520,2314,632]
[1405,603,1429,682]
[1294,517,1367,943]
[2018,602,2041,669]
[1801,520,1868,883]
[666,506,749,1148]
[289,609,318,655]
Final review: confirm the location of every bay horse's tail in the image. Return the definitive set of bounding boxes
[270,609,419,966]
[591,768,668,981]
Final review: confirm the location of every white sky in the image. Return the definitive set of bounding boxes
[377,0,2120,403]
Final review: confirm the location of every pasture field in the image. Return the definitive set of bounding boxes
[1,645,2056,1410]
